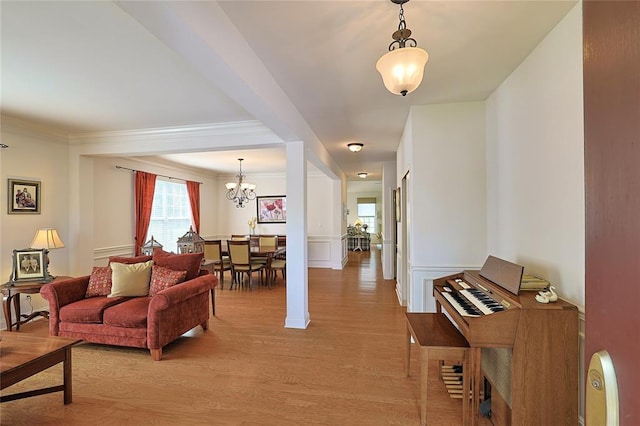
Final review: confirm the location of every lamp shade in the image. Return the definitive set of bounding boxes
[30,228,65,249]
[376,46,429,96]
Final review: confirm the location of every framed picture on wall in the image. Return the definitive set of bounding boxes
[257,195,286,223]
[8,178,41,214]
[10,248,49,282]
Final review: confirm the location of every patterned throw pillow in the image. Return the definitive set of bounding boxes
[149,265,187,297]
[86,266,113,297]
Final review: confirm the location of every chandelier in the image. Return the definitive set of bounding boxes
[225,158,256,208]
[376,0,429,96]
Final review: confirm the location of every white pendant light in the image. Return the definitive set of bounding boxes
[376,0,429,96]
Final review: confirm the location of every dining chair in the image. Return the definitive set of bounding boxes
[203,240,231,290]
[231,234,249,241]
[259,235,278,250]
[266,248,286,288]
[227,239,264,290]
[254,235,278,265]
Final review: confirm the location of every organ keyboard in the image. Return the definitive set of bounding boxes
[433,256,579,425]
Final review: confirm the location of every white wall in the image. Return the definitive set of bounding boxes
[214,172,287,238]
[307,171,343,269]
[402,102,487,312]
[486,7,585,420]
[0,117,71,325]
[486,3,584,309]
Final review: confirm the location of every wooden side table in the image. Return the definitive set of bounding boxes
[1,276,70,331]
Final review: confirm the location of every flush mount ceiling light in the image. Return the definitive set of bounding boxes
[225,158,256,208]
[376,0,429,96]
[348,143,364,152]
[358,172,368,179]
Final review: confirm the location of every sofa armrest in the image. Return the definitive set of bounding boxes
[40,276,90,336]
[147,274,217,353]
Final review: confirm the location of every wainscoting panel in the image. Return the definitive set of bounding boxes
[308,239,331,267]
[93,245,135,266]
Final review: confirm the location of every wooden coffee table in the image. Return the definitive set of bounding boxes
[0,333,81,404]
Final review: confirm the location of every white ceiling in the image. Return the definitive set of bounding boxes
[1,0,576,182]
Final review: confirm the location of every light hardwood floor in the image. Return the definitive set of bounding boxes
[1,249,488,425]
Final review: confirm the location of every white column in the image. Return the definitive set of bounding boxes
[285,141,310,329]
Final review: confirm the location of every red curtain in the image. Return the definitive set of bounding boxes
[134,172,157,255]
[186,180,201,233]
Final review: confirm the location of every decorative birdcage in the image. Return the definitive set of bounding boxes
[177,226,205,254]
[141,235,163,256]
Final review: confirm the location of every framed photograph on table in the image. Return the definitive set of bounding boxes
[8,178,41,214]
[10,248,49,283]
[257,195,286,223]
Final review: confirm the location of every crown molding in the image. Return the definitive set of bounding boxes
[66,120,285,157]
[1,114,69,144]
[116,156,217,181]
[68,120,281,145]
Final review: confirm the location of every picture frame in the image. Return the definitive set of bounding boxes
[8,178,41,214]
[10,248,49,283]
[257,195,286,223]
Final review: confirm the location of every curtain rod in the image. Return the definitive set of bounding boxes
[115,165,203,184]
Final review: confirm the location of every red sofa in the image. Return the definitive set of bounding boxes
[40,253,217,360]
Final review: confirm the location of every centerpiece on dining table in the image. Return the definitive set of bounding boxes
[248,217,257,235]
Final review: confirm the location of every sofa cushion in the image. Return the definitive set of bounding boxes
[86,266,113,298]
[103,297,151,328]
[152,249,203,281]
[149,265,187,297]
[108,254,152,265]
[60,296,127,324]
[108,260,154,298]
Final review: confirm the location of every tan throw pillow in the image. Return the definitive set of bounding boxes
[86,266,113,297]
[149,265,187,297]
[108,260,154,298]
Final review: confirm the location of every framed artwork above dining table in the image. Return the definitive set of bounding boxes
[257,195,286,223]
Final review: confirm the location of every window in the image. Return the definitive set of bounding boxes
[146,179,192,253]
[357,197,376,233]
